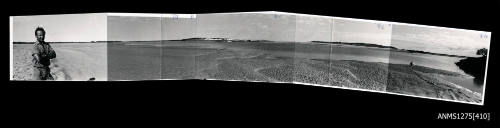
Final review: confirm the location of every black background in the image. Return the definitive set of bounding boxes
[4,0,498,127]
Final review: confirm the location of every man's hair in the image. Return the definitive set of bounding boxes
[35,27,45,35]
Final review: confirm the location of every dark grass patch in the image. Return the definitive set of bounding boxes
[455,56,487,84]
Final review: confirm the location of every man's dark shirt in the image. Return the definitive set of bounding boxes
[32,41,56,67]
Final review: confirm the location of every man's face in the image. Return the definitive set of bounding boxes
[35,30,45,42]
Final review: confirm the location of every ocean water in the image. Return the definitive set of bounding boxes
[330,45,390,63]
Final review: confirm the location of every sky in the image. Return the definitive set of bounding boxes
[13,12,489,56]
[333,18,393,46]
[108,14,197,41]
[161,17,197,40]
[392,24,491,57]
[12,13,107,42]
[107,12,336,42]
[295,15,333,42]
[196,13,297,42]
[107,16,161,41]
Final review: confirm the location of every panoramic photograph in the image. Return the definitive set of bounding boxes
[387,24,490,104]
[11,13,108,81]
[9,12,491,105]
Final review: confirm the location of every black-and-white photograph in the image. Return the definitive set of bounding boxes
[107,14,162,80]
[388,24,490,104]
[8,12,492,105]
[193,12,296,83]
[6,1,498,126]
[330,18,392,91]
[11,13,108,81]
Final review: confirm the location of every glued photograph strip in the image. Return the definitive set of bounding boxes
[9,12,491,105]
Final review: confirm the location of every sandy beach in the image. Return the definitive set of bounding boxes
[386,63,481,103]
[12,41,481,103]
[188,41,295,82]
[12,43,107,81]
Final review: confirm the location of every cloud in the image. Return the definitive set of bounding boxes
[392,24,491,56]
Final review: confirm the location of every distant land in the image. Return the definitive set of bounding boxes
[13,38,470,58]
[171,38,469,58]
[311,41,398,49]
[311,41,469,58]
[168,37,274,42]
[398,49,468,58]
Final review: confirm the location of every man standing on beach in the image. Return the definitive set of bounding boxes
[32,27,56,80]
